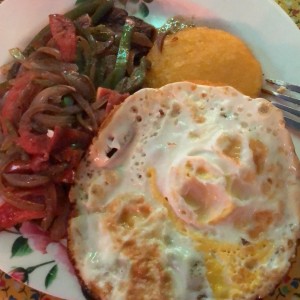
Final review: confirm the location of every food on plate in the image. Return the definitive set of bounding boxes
[145,27,263,97]
[68,82,300,300]
[0,0,264,242]
[0,1,155,239]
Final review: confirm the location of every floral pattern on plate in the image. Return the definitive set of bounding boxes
[6,223,74,288]
[0,223,83,300]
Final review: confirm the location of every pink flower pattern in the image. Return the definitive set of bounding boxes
[20,222,75,275]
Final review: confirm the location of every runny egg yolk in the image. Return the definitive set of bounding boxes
[169,157,235,227]
[148,167,274,300]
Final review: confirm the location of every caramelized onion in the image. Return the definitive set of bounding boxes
[126,49,137,75]
[19,104,64,132]
[62,104,82,114]
[40,183,57,231]
[32,70,66,87]
[22,53,78,73]
[2,173,50,188]
[1,190,45,211]
[31,85,75,106]
[72,93,97,131]
[132,31,153,48]
[49,195,69,241]
[62,72,95,101]
[76,113,93,131]
[33,113,75,128]
[36,47,62,60]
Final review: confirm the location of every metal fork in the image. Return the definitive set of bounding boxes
[262,79,300,129]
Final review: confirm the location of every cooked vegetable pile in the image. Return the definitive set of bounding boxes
[0,0,155,240]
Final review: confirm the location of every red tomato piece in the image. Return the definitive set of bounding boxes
[29,155,50,172]
[53,147,84,184]
[18,130,51,158]
[55,168,76,184]
[17,126,92,166]
[96,87,129,116]
[1,72,39,132]
[49,126,92,153]
[55,147,83,167]
[0,202,45,229]
[49,14,76,62]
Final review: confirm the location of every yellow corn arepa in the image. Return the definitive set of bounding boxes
[145,27,263,97]
[68,82,300,300]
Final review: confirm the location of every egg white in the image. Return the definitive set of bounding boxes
[68,82,300,300]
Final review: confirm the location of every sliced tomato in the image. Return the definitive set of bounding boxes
[96,87,129,116]
[49,14,76,62]
[0,202,45,229]
[17,126,92,183]
[53,147,84,184]
[1,72,39,132]
[29,155,50,172]
[18,130,51,157]
[18,125,91,159]
[55,147,84,166]
[55,168,76,184]
[49,126,92,153]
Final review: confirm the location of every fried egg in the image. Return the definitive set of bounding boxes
[68,82,300,300]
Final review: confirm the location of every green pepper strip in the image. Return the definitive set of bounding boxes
[103,19,134,89]
[76,37,92,75]
[114,57,149,94]
[89,56,98,84]
[23,0,110,56]
[0,81,10,98]
[93,58,106,87]
[91,0,114,25]
[88,24,113,42]
[76,25,97,52]
[9,48,26,61]
[0,81,10,92]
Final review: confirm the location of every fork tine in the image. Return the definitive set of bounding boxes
[272,101,300,117]
[281,110,300,130]
[262,88,300,105]
[262,88,300,117]
[262,79,300,129]
[266,78,300,94]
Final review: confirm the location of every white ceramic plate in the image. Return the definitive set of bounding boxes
[0,0,299,299]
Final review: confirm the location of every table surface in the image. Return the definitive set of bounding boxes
[0,0,300,299]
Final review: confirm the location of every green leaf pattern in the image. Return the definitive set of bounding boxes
[45,265,58,289]
[11,236,33,258]
[9,234,57,289]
